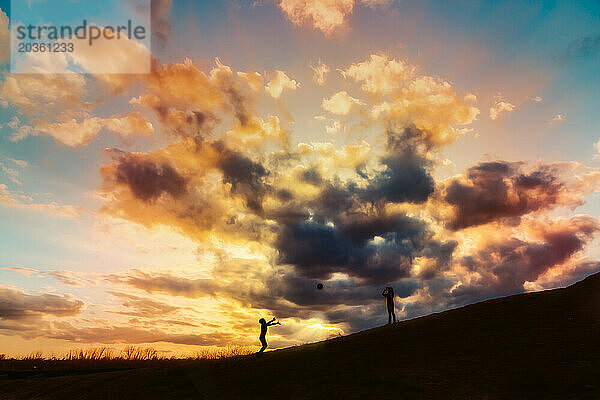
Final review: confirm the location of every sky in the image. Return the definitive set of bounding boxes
[0,0,600,357]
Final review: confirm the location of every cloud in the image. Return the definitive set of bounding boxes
[451,216,599,301]
[489,98,515,120]
[265,70,300,98]
[0,184,87,218]
[359,0,392,6]
[32,113,154,147]
[0,73,88,118]
[275,213,454,285]
[277,0,355,35]
[322,91,363,115]
[551,113,566,124]
[343,54,479,147]
[84,55,600,345]
[0,162,21,185]
[342,54,415,95]
[4,157,28,168]
[0,286,83,321]
[114,154,188,202]
[213,141,270,213]
[444,161,572,230]
[0,9,8,65]
[325,120,341,134]
[107,270,216,298]
[310,60,330,85]
[110,291,179,316]
[1,267,94,287]
[561,35,600,62]
[151,0,173,46]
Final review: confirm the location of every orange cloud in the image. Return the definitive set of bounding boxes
[277,0,355,35]
[489,97,515,120]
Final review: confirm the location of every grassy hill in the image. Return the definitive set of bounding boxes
[2,272,600,399]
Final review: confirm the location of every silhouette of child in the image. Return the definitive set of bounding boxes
[382,286,396,324]
[257,317,281,354]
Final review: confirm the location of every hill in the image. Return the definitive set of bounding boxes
[2,272,600,399]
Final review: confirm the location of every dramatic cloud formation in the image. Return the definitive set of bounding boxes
[443,161,581,230]
[2,39,599,354]
[93,56,599,340]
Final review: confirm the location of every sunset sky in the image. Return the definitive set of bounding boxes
[1,0,600,357]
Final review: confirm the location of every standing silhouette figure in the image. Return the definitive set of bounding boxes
[382,286,396,324]
[257,317,281,354]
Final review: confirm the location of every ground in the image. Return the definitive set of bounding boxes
[2,273,600,399]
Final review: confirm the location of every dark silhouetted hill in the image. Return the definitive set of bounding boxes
[2,272,600,399]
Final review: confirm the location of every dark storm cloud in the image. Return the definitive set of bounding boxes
[275,220,413,284]
[310,183,355,220]
[115,155,187,202]
[0,286,83,321]
[361,152,434,204]
[445,161,564,230]
[360,125,435,205]
[338,214,428,246]
[213,141,270,212]
[299,167,323,185]
[274,214,455,285]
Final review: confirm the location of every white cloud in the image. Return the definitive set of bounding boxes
[265,70,300,98]
[322,91,363,115]
[489,98,516,120]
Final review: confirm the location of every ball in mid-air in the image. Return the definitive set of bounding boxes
[316,283,324,290]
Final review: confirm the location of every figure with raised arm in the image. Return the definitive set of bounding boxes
[382,286,396,324]
[257,317,281,354]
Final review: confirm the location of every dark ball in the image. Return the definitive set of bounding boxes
[316,283,324,290]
